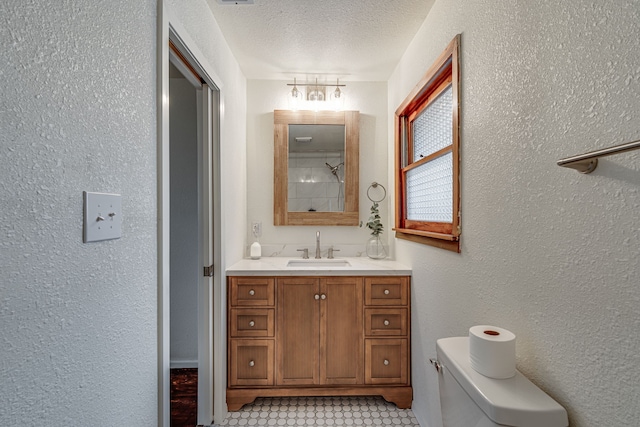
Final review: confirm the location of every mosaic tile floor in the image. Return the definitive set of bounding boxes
[217,396,420,426]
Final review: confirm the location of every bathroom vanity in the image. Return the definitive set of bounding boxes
[226,258,412,410]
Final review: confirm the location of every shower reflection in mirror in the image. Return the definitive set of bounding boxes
[288,124,345,212]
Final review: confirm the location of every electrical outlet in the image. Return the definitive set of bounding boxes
[251,222,262,238]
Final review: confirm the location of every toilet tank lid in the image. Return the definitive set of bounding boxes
[436,337,568,427]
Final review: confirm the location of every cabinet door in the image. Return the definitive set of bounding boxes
[320,277,363,384]
[365,338,408,385]
[276,278,319,385]
[229,339,274,386]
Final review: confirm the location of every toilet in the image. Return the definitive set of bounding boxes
[435,337,568,427]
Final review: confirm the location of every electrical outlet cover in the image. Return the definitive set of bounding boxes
[252,221,262,237]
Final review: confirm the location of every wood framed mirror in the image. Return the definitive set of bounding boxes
[274,110,359,226]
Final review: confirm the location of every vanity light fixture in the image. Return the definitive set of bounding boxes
[288,78,305,110]
[329,78,345,111]
[330,79,342,100]
[286,78,346,111]
[307,79,325,102]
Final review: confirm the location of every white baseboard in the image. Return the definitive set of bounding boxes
[170,359,198,369]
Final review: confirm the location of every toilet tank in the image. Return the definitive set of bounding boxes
[436,337,568,427]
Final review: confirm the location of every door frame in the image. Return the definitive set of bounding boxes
[158,2,225,425]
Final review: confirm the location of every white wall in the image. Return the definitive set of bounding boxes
[166,0,247,269]
[388,1,640,426]
[164,0,249,422]
[0,0,247,425]
[246,80,389,256]
[169,76,199,365]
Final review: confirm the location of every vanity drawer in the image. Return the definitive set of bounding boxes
[230,277,275,307]
[229,339,274,386]
[365,308,407,336]
[364,277,409,306]
[365,338,408,385]
[230,308,274,337]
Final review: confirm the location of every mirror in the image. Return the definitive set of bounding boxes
[288,124,346,212]
[274,110,359,226]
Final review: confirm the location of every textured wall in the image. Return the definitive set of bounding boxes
[0,0,158,425]
[1,0,248,424]
[388,1,640,426]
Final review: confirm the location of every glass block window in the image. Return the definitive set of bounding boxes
[406,152,453,222]
[412,85,452,163]
[394,35,460,252]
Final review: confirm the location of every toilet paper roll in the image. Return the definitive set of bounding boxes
[469,325,516,379]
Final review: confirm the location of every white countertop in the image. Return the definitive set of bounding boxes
[226,257,411,276]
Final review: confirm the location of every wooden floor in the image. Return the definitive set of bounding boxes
[170,368,198,427]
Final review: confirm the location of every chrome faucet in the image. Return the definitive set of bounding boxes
[315,231,321,259]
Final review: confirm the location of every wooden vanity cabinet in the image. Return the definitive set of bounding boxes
[276,277,320,385]
[227,275,411,411]
[320,277,364,385]
[277,277,363,386]
[228,278,275,387]
[364,277,410,385]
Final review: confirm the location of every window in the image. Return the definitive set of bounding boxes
[394,35,460,252]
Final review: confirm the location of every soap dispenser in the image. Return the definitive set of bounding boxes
[250,241,261,259]
[250,222,261,260]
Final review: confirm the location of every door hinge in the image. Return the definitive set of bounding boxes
[203,265,214,277]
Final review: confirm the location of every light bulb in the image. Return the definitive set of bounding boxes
[288,79,304,110]
[329,84,345,111]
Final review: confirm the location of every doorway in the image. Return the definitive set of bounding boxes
[169,50,201,426]
[159,22,223,427]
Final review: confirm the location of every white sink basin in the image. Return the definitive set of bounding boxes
[286,259,351,268]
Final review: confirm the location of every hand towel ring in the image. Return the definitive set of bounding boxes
[367,182,386,203]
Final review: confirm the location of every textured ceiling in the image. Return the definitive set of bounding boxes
[207,0,435,81]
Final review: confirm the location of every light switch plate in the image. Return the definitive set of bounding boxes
[83,191,122,243]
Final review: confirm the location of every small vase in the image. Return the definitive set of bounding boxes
[366,235,387,259]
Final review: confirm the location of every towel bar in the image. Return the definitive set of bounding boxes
[557,139,640,173]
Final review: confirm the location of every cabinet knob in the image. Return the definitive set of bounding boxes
[383,359,390,366]
[321,294,327,300]
[249,289,255,296]
[249,320,255,327]
[249,360,255,367]
[384,289,390,295]
[314,294,320,300]
[383,319,390,326]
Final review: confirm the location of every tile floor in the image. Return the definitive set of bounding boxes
[217,396,420,426]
